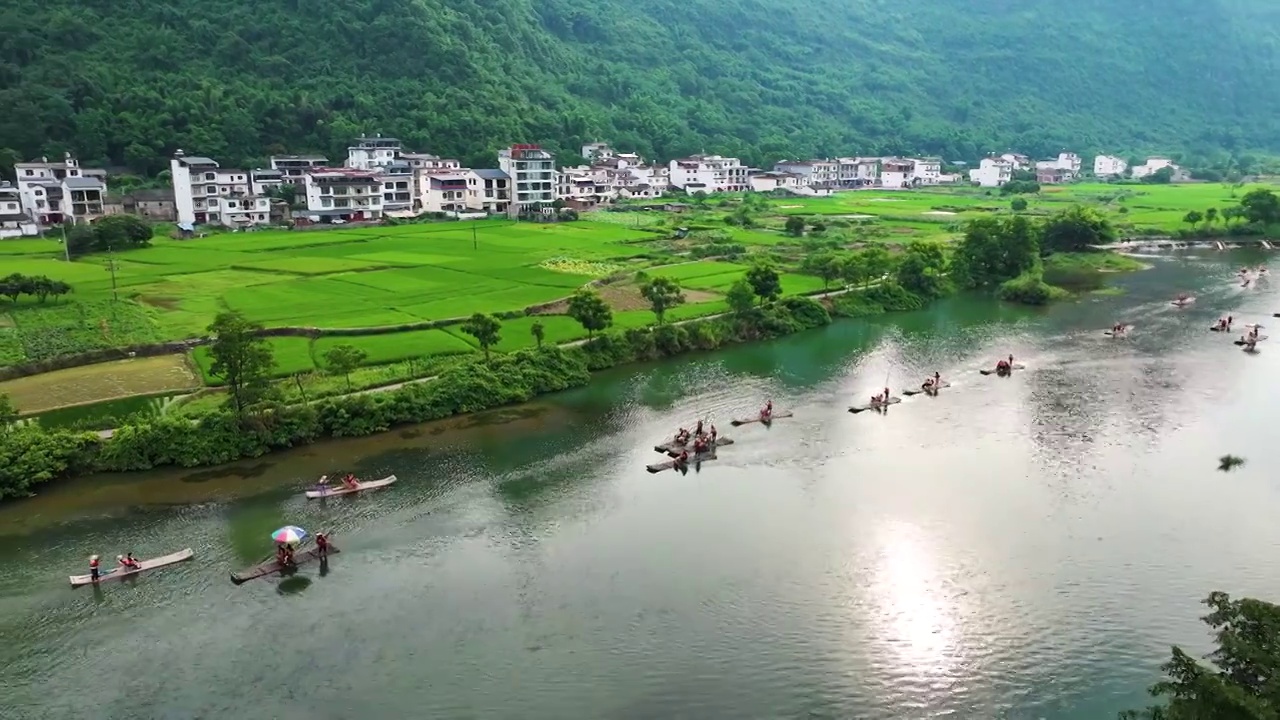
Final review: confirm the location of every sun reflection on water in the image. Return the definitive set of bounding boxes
[865,519,966,693]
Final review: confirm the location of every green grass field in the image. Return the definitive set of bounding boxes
[2,181,1274,407]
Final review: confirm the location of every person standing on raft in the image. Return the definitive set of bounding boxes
[315,532,330,558]
[89,555,100,583]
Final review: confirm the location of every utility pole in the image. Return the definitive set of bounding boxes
[61,221,70,262]
[472,223,477,251]
[105,246,118,301]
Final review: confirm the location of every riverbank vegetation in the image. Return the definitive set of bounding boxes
[1120,592,1280,719]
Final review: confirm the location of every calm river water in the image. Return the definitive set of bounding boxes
[4,251,1280,719]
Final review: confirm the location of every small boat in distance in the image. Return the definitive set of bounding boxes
[903,381,951,397]
[69,548,194,588]
[305,474,397,499]
[731,411,793,426]
[849,397,901,413]
[1171,294,1195,307]
[1104,324,1133,337]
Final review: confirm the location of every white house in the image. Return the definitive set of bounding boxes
[835,157,880,187]
[773,159,840,189]
[14,153,109,226]
[668,154,748,193]
[302,168,383,222]
[270,155,328,183]
[879,159,915,188]
[1000,153,1032,170]
[464,169,511,214]
[969,157,1014,187]
[626,165,670,193]
[418,171,470,214]
[556,165,611,210]
[251,168,284,191]
[498,144,556,214]
[1093,155,1128,178]
[911,157,943,185]
[1130,157,1186,181]
[749,171,802,193]
[170,151,272,228]
[378,160,415,215]
[400,153,461,172]
[582,143,614,163]
[0,181,36,238]
[346,136,402,170]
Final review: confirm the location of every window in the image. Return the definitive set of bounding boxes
[24,169,32,176]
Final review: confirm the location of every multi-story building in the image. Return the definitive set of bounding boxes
[1036,152,1082,180]
[498,144,556,214]
[270,155,329,183]
[170,151,271,227]
[749,171,803,193]
[346,136,402,170]
[1093,155,1129,178]
[251,168,285,193]
[911,157,943,185]
[14,153,109,226]
[1000,153,1032,171]
[302,168,383,222]
[465,169,511,214]
[969,157,1014,187]
[420,172,470,214]
[378,160,415,214]
[773,159,840,189]
[668,154,748,193]
[556,166,614,211]
[122,189,177,221]
[0,181,36,238]
[400,153,461,172]
[835,157,880,187]
[879,159,915,188]
[582,143,614,163]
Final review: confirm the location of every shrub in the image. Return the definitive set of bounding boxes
[997,271,1067,305]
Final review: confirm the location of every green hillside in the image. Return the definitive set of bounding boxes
[2,0,1278,174]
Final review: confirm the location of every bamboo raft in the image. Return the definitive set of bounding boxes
[1171,297,1196,307]
[1234,335,1268,346]
[980,363,1026,376]
[1104,325,1134,337]
[305,475,397,499]
[903,381,951,397]
[69,548,194,588]
[230,545,338,585]
[647,451,717,473]
[730,411,794,427]
[653,437,734,455]
[848,397,901,413]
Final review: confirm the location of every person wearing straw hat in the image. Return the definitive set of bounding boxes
[89,555,100,583]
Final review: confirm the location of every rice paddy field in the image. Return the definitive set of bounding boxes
[0,181,1273,412]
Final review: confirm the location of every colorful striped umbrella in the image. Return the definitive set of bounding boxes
[271,526,307,545]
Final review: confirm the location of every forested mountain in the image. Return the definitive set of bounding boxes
[2,0,1279,175]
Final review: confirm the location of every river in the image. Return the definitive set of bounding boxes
[4,251,1280,719]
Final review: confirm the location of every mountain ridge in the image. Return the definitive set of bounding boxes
[1,0,1277,174]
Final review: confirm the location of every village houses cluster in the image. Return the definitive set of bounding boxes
[0,141,1190,237]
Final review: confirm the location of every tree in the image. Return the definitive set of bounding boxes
[461,312,502,361]
[0,273,23,303]
[784,216,806,237]
[322,343,366,391]
[638,275,685,324]
[801,251,844,290]
[1010,197,1028,212]
[953,216,1039,288]
[64,224,97,257]
[726,279,756,315]
[1240,188,1280,225]
[1001,180,1041,196]
[1120,592,1280,720]
[895,242,949,299]
[1183,210,1204,230]
[49,280,72,301]
[1041,206,1117,254]
[1141,166,1175,184]
[848,246,894,286]
[206,311,276,414]
[530,320,545,349]
[745,263,782,305]
[1222,206,1246,226]
[566,289,613,339]
[0,392,16,431]
[93,214,154,250]
[1205,207,1219,227]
